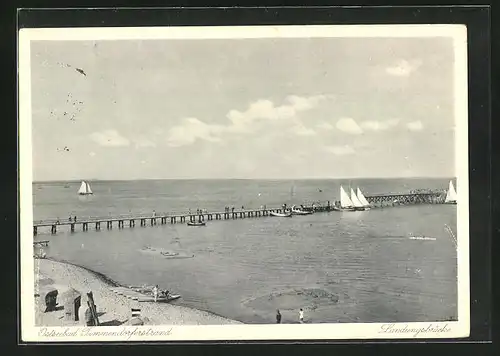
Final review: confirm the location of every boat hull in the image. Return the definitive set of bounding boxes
[187,222,206,226]
[137,295,181,303]
[291,210,313,215]
[337,207,357,212]
[270,212,292,217]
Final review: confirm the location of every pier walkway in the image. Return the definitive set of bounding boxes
[33,191,446,236]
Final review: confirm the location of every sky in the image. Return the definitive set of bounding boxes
[29,36,457,181]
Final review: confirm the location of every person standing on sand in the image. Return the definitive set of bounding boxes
[276,309,282,324]
[299,308,304,323]
[153,285,159,302]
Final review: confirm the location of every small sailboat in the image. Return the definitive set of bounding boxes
[339,186,356,211]
[356,187,371,210]
[78,180,93,195]
[445,180,457,204]
[270,211,292,217]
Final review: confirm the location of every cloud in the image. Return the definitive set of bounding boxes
[317,122,334,130]
[89,152,96,157]
[166,117,224,147]
[151,127,164,135]
[290,124,316,136]
[360,119,399,131]
[133,137,156,148]
[166,94,332,146]
[385,59,422,77]
[326,145,356,156]
[407,120,424,131]
[89,130,130,147]
[226,94,330,133]
[336,118,363,135]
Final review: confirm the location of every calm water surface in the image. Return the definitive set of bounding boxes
[33,179,457,324]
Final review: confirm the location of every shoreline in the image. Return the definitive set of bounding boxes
[34,257,242,326]
[46,256,122,287]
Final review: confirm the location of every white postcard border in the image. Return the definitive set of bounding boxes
[19,24,470,342]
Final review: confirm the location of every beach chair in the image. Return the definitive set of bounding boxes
[43,289,58,312]
[129,308,144,325]
[61,288,82,322]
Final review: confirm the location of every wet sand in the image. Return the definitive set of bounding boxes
[34,258,241,326]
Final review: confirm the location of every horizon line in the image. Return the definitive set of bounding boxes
[32,176,457,183]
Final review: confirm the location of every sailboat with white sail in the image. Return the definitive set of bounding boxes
[78,180,93,195]
[338,186,356,211]
[350,188,366,211]
[356,187,371,210]
[445,180,457,204]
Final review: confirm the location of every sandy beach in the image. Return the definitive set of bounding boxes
[34,258,241,326]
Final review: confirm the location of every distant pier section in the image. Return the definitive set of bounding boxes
[33,191,447,236]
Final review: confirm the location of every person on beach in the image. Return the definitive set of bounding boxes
[69,216,72,222]
[74,216,77,222]
[153,210,156,218]
[276,309,282,324]
[299,308,304,323]
[153,285,159,302]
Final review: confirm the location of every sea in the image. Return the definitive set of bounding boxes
[32,178,458,324]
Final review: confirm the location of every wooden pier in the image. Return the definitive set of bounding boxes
[32,192,446,236]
